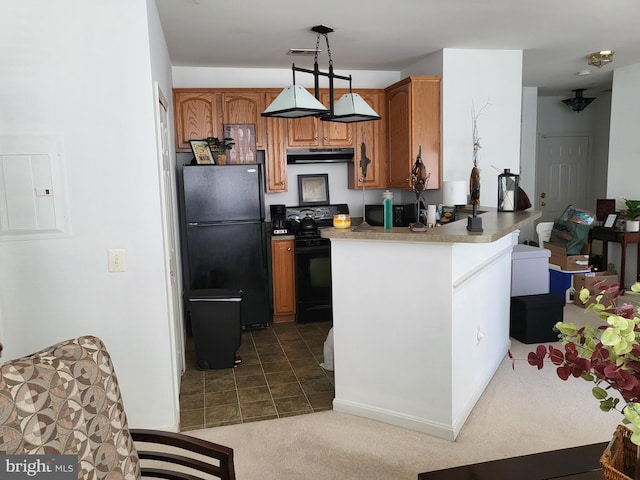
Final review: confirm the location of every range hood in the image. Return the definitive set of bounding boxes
[287,148,354,164]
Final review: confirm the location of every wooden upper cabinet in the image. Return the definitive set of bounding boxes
[264,91,288,192]
[286,89,353,147]
[174,89,268,152]
[220,91,266,149]
[385,76,441,190]
[174,90,220,152]
[348,90,387,189]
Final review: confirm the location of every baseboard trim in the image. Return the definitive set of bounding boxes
[332,398,456,441]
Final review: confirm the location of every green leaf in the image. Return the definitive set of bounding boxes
[581,372,594,381]
[593,386,608,400]
[600,398,617,412]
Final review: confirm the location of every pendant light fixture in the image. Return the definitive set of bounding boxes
[262,25,381,123]
[562,89,596,113]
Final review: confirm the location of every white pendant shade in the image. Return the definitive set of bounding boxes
[261,85,329,118]
[326,93,381,123]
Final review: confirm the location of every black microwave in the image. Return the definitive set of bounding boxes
[364,204,417,227]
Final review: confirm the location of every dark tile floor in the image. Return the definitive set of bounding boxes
[179,321,334,431]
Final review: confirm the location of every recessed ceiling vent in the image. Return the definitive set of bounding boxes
[288,49,320,56]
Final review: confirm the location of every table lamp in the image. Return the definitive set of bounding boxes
[442,180,467,222]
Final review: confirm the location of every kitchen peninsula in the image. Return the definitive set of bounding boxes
[321,209,541,441]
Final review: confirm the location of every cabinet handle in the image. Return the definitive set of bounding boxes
[314,136,318,140]
[323,137,328,141]
[287,247,291,251]
[280,181,285,186]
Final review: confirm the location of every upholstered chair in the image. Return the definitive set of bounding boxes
[0,335,235,480]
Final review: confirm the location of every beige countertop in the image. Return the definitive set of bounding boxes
[271,234,295,241]
[321,208,541,244]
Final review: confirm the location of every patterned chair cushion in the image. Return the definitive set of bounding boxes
[0,335,141,480]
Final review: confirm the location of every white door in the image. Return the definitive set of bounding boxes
[536,135,591,222]
[155,83,185,388]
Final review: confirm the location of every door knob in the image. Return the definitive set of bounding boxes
[540,192,546,198]
[541,202,546,206]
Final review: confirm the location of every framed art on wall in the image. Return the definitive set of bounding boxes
[223,124,256,164]
[298,174,329,206]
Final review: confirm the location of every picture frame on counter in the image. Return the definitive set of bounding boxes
[298,174,330,206]
[603,212,618,229]
[189,140,215,165]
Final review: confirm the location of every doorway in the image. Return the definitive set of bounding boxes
[154,82,185,403]
[536,134,591,223]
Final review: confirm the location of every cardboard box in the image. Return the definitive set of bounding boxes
[572,272,620,308]
[544,242,590,271]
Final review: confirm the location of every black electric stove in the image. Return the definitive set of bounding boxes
[285,204,349,238]
[285,203,348,322]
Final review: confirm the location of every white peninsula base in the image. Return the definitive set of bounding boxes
[329,230,519,441]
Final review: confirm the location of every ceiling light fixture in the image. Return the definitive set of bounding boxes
[562,89,596,113]
[586,50,614,68]
[262,25,381,123]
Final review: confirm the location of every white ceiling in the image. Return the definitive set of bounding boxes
[155,0,640,96]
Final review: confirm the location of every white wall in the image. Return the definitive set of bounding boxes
[0,1,178,429]
[607,63,640,287]
[172,66,400,90]
[607,63,640,204]
[519,87,539,242]
[405,49,523,209]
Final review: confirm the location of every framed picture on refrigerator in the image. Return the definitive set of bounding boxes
[223,124,256,164]
[189,140,215,164]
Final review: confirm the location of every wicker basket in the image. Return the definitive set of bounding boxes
[601,425,639,480]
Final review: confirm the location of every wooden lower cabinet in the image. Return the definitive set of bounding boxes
[271,238,295,322]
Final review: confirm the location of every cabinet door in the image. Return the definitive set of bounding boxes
[412,78,441,190]
[271,239,296,321]
[386,81,412,188]
[286,89,354,147]
[385,77,441,190]
[221,92,266,149]
[320,91,353,146]
[349,90,387,189]
[174,91,220,152]
[287,114,320,147]
[265,91,288,192]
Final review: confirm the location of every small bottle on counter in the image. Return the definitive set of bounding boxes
[382,190,393,230]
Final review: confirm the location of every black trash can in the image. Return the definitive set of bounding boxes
[185,289,242,370]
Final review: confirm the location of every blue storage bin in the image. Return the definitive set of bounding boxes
[549,265,591,303]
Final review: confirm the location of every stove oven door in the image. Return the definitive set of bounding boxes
[295,241,332,322]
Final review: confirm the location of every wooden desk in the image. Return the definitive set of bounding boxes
[589,227,640,290]
[417,442,607,480]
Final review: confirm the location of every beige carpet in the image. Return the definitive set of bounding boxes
[189,303,622,479]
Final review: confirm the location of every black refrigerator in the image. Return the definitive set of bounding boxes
[181,164,270,329]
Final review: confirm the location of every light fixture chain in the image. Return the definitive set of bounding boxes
[314,33,321,64]
[324,33,333,67]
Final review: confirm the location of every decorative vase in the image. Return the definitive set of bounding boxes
[625,220,640,232]
[217,153,227,165]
